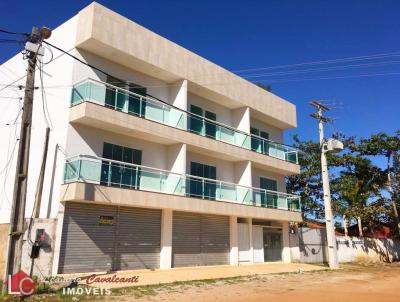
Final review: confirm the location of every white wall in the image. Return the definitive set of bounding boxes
[290,228,400,263]
[186,152,235,183]
[66,125,168,170]
[188,92,232,126]
[21,218,57,277]
[72,50,172,104]
[252,167,286,192]
[250,117,283,143]
[336,236,400,263]
[0,16,78,222]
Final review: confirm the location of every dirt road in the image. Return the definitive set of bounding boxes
[123,263,400,302]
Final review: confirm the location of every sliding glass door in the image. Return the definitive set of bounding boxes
[189,162,217,200]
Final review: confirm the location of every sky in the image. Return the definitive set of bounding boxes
[1,0,399,169]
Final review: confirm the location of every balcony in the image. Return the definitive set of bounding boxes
[64,155,301,212]
[71,78,299,165]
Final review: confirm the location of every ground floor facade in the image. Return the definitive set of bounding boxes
[54,202,292,274]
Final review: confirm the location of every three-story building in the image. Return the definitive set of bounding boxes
[0,2,301,275]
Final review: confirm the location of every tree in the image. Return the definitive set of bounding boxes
[331,156,388,230]
[255,83,272,92]
[350,131,400,235]
[285,135,352,220]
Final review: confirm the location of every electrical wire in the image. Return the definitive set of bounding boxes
[0,28,29,36]
[31,68,400,91]
[232,51,400,74]
[38,58,53,129]
[43,40,116,81]
[42,40,400,91]
[0,76,26,94]
[242,60,400,79]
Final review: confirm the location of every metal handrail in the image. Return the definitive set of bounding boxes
[66,154,300,199]
[71,78,300,153]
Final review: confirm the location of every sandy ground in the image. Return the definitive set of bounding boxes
[115,263,400,302]
[70,262,324,289]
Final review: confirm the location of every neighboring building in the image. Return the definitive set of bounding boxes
[346,221,392,238]
[0,2,301,275]
[303,219,343,236]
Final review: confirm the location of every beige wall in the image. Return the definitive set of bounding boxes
[70,102,300,175]
[75,2,297,129]
[61,183,302,222]
[0,224,9,280]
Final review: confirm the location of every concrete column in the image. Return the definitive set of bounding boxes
[51,204,65,275]
[232,107,251,149]
[234,161,252,187]
[248,218,254,263]
[167,143,186,174]
[160,209,173,269]
[229,216,239,265]
[167,143,186,194]
[169,79,187,129]
[282,221,291,263]
[232,107,250,133]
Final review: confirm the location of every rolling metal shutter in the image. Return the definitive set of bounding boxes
[58,203,161,273]
[200,214,230,265]
[116,206,161,270]
[172,211,229,267]
[58,203,117,273]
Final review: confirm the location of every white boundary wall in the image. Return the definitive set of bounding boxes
[290,228,400,263]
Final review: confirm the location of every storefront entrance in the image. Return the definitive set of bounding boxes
[263,228,283,262]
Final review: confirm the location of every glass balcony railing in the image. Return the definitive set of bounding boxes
[71,78,185,129]
[70,78,299,164]
[64,155,301,212]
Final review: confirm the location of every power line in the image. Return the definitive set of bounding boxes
[38,59,53,129]
[42,40,400,89]
[0,29,29,36]
[242,60,400,79]
[233,51,400,74]
[0,76,26,94]
[25,67,400,93]
[43,40,116,80]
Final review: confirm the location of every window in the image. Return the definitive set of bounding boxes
[189,105,217,138]
[189,162,217,200]
[105,76,147,117]
[205,111,217,139]
[260,177,278,208]
[189,105,204,135]
[101,142,142,189]
[250,127,269,154]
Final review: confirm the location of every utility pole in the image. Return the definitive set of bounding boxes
[310,101,339,269]
[4,27,51,285]
[34,127,50,218]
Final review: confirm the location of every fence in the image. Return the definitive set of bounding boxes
[290,227,400,263]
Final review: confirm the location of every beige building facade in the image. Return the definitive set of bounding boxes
[0,2,302,275]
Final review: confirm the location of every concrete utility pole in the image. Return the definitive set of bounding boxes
[310,101,339,269]
[34,127,51,218]
[5,27,51,283]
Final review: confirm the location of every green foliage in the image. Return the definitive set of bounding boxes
[331,156,389,225]
[286,130,400,233]
[286,134,354,220]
